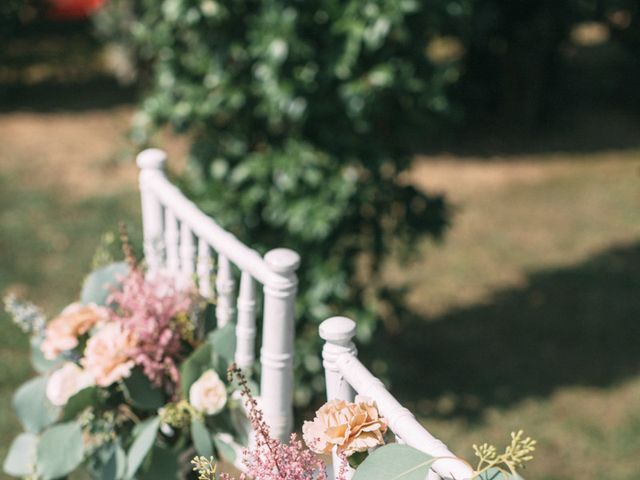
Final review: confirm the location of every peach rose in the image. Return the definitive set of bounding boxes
[46,362,94,406]
[41,303,108,360]
[189,369,227,415]
[303,395,388,456]
[81,322,136,387]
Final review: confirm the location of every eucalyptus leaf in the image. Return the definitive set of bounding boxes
[180,342,213,397]
[80,262,128,306]
[30,337,61,373]
[101,442,127,480]
[212,433,240,464]
[207,322,236,365]
[476,468,523,480]
[125,416,160,479]
[3,432,38,477]
[61,386,99,422]
[352,444,434,480]
[36,422,84,480]
[138,446,179,480]
[123,368,165,410]
[13,376,60,433]
[191,418,214,457]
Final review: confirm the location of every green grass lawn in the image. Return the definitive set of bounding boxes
[1,107,639,479]
[383,153,640,479]
[0,109,141,477]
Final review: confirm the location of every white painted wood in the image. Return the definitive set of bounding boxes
[197,238,213,298]
[216,254,235,327]
[136,149,166,272]
[164,209,180,273]
[136,152,282,287]
[319,317,358,480]
[261,248,300,442]
[180,222,195,277]
[236,271,257,371]
[319,317,475,480]
[137,148,299,447]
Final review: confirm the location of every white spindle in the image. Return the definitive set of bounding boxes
[235,271,257,371]
[260,248,300,442]
[319,317,475,480]
[136,147,301,460]
[165,209,179,273]
[197,238,213,298]
[136,149,166,272]
[216,255,236,328]
[180,222,195,277]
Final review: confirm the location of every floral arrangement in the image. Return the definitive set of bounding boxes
[188,365,534,480]
[3,232,247,480]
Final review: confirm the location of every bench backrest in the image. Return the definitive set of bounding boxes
[319,316,475,480]
[137,148,298,441]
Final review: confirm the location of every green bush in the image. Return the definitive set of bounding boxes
[94,0,472,404]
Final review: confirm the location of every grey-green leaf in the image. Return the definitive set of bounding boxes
[352,444,434,480]
[138,446,179,480]
[30,337,61,373]
[61,386,99,422]
[180,342,213,397]
[123,369,165,411]
[207,322,236,364]
[13,376,60,433]
[102,442,127,480]
[125,416,160,479]
[212,434,239,464]
[36,422,84,480]
[3,433,38,477]
[191,418,213,457]
[80,262,128,306]
[477,468,523,480]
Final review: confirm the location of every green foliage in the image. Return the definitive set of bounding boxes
[61,386,100,422]
[352,444,435,480]
[123,368,166,411]
[3,433,38,477]
[96,0,454,404]
[36,422,84,479]
[191,417,214,457]
[12,377,59,434]
[29,336,60,374]
[80,261,129,306]
[125,416,160,479]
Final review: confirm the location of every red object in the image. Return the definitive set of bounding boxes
[46,0,107,20]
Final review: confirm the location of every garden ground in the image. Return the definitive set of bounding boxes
[1,92,639,479]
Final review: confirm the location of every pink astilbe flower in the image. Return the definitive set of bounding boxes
[222,364,327,480]
[109,268,195,388]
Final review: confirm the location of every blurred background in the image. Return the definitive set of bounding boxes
[1,1,639,479]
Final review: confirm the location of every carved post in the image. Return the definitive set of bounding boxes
[319,316,357,480]
[136,148,167,272]
[319,316,357,402]
[260,248,300,442]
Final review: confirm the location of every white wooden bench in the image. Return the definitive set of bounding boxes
[137,148,299,442]
[319,316,475,480]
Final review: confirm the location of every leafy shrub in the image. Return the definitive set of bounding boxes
[96,0,459,405]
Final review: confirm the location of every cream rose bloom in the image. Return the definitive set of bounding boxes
[189,369,227,415]
[81,322,136,387]
[41,303,108,360]
[46,362,94,406]
[303,395,388,456]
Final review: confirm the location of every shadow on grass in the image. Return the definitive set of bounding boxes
[0,76,138,113]
[374,242,640,420]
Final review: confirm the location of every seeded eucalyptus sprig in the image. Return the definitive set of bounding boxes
[473,430,536,477]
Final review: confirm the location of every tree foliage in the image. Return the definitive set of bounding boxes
[96,0,460,403]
